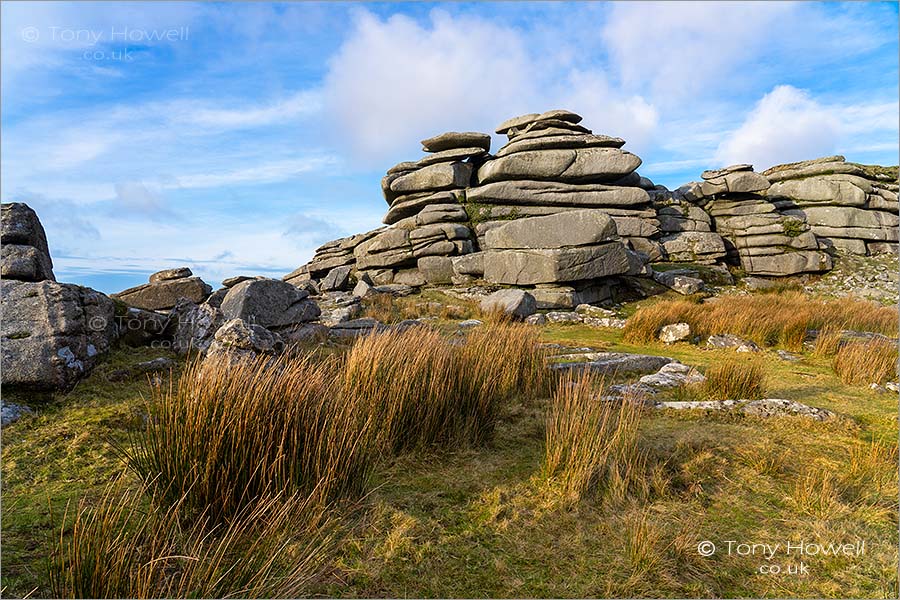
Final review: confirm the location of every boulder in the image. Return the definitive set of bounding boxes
[652,270,705,295]
[223,275,257,288]
[477,147,641,185]
[1,280,116,390]
[390,162,474,194]
[204,319,284,365]
[320,265,353,291]
[170,298,225,354]
[1,203,55,282]
[483,210,618,249]
[421,131,491,153]
[479,289,537,320]
[114,277,212,311]
[483,243,631,285]
[768,176,868,207]
[466,179,650,207]
[220,278,320,328]
[551,352,673,375]
[659,322,691,343]
[149,267,193,283]
[328,318,386,339]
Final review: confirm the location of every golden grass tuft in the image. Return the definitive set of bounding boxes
[623,291,898,350]
[832,338,899,385]
[48,482,332,599]
[701,357,766,400]
[124,353,375,523]
[343,323,546,453]
[543,372,648,503]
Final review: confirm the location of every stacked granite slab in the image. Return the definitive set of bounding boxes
[334,132,488,287]
[650,188,725,264]
[113,267,212,311]
[677,165,832,276]
[763,156,899,255]
[469,110,662,258]
[479,209,643,308]
[283,228,386,288]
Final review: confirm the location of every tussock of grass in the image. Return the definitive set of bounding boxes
[543,373,648,503]
[623,291,898,350]
[48,482,332,599]
[344,323,545,452]
[124,354,374,523]
[812,325,845,357]
[832,338,898,385]
[701,357,766,400]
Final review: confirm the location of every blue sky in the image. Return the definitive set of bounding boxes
[2,1,897,293]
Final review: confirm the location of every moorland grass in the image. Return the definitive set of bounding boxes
[623,291,898,350]
[543,372,649,503]
[48,482,332,599]
[701,357,767,400]
[832,338,899,386]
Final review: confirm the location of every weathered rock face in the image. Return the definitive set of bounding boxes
[476,147,642,185]
[483,210,618,250]
[204,319,284,366]
[113,267,212,311]
[483,243,632,285]
[676,164,832,276]
[1,280,116,390]
[1,203,55,282]
[220,278,320,329]
[764,156,898,256]
[1,202,120,391]
[284,110,895,290]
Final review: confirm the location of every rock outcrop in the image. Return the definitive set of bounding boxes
[113,268,212,311]
[676,164,832,276]
[764,156,899,256]
[285,112,896,287]
[1,203,55,282]
[1,202,117,391]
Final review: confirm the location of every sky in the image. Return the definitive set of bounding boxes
[1,1,898,294]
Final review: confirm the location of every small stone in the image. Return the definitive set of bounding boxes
[659,322,691,343]
[479,289,537,320]
[525,314,547,326]
[458,319,483,328]
[575,304,615,317]
[886,381,899,393]
[776,350,801,361]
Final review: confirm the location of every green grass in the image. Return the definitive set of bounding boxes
[2,319,898,598]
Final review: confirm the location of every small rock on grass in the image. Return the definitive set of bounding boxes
[659,322,691,343]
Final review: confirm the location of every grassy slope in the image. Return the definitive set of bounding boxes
[2,317,897,597]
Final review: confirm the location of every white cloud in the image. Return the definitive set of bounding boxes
[322,9,661,163]
[182,91,323,129]
[715,85,898,170]
[168,156,340,189]
[602,2,790,102]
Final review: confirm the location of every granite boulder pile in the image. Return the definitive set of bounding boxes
[677,164,832,276]
[1,202,117,390]
[764,156,899,256]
